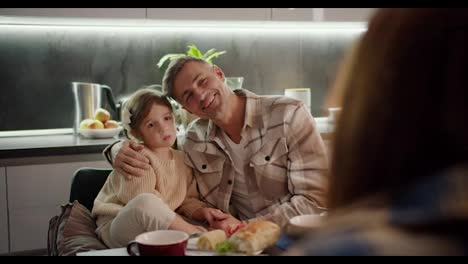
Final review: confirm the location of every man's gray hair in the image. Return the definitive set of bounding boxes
[162,56,210,102]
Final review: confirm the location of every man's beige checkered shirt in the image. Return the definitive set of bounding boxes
[182,89,328,227]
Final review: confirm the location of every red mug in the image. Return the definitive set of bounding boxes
[127,230,189,256]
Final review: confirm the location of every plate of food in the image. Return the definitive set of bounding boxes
[187,221,280,256]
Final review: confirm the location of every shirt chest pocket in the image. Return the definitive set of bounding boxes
[249,137,289,198]
[185,150,225,172]
[184,151,225,191]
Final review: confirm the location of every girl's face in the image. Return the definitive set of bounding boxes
[133,102,177,150]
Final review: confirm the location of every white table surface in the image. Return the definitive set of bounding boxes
[77,247,129,256]
[77,238,218,256]
[76,247,218,256]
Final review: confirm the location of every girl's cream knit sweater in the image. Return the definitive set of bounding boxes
[92,148,208,226]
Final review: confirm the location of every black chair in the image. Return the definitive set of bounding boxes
[69,167,112,212]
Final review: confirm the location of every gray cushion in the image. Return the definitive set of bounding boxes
[48,200,108,256]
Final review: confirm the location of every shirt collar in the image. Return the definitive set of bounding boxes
[236,89,264,130]
[205,89,265,140]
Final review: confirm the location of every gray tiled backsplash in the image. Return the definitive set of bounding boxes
[0,25,362,131]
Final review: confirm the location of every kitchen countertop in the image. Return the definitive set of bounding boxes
[0,133,124,159]
[0,117,333,160]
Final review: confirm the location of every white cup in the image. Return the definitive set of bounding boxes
[287,214,324,237]
[328,107,342,124]
[285,88,311,112]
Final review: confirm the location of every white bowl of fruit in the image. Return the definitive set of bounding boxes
[78,108,122,139]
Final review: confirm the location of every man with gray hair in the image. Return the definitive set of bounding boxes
[104,56,328,232]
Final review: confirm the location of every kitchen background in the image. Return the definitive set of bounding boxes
[0,8,373,255]
[0,8,368,132]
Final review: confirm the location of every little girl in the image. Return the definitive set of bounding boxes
[92,87,224,248]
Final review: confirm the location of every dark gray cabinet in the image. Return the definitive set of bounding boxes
[0,8,146,19]
[147,8,271,21]
[0,8,375,22]
[272,8,375,22]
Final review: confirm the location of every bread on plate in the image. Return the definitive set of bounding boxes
[228,221,281,255]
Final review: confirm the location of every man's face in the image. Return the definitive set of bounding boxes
[172,61,229,120]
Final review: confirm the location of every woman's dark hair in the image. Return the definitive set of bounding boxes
[328,8,468,209]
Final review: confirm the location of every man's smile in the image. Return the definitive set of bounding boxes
[202,93,217,111]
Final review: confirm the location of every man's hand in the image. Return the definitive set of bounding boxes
[114,141,149,177]
[192,208,229,226]
[209,214,242,234]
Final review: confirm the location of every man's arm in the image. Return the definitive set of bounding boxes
[248,103,328,227]
[102,140,150,177]
[176,168,213,219]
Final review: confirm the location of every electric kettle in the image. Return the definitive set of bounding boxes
[71,82,119,134]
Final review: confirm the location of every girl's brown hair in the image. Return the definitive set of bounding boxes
[123,87,173,141]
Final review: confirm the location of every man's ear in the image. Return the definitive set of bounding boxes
[213,65,225,81]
